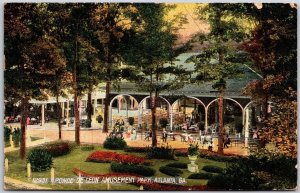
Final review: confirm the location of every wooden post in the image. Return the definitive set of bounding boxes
[106,180,110,190]
[27,163,32,179]
[5,158,8,173]
[10,135,14,148]
[78,173,82,189]
[139,185,144,190]
[51,167,55,184]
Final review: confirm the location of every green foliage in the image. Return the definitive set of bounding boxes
[207,174,234,190]
[4,126,11,142]
[159,118,168,128]
[111,162,155,177]
[187,143,199,156]
[96,115,103,123]
[27,149,53,172]
[34,141,71,157]
[165,162,187,169]
[103,136,127,150]
[188,172,214,179]
[124,146,147,153]
[202,165,224,173]
[199,150,240,162]
[80,144,95,151]
[128,117,134,126]
[12,128,21,147]
[146,146,175,160]
[159,166,182,177]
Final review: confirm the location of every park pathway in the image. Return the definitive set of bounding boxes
[4,176,51,190]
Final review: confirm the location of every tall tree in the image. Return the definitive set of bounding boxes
[242,3,297,155]
[4,3,66,158]
[90,3,142,133]
[122,4,189,147]
[190,3,251,154]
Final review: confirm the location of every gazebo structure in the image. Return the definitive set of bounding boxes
[107,53,263,146]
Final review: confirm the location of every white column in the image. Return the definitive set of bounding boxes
[61,102,65,119]
[244,108,249,147]
[242,108,245,126]
[66,100,69,126]
[41,104,45,126]
[109,105,112,128]
[93,97,97,117]
[170,105,173,130]
[205,108,208,132]
[78,100,82,120]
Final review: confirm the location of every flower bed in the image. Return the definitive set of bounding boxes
[73,168,208,191]
[86,151,150,165]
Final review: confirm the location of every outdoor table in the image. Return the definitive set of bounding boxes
[167,132,176,141]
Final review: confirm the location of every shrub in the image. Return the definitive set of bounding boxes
[4,126,11,142]
[207,174,233,190]
[166,162,187,169]
[159,118,168,128]
[188,172,214,179]
[12,128,21,147]
[146,146,175,160]
[34,141,71,157]
[124,146,147,153]
[27,149,53,172]
[199,149,240,162]
[202,165,224,173]
[85,119,92,128]
[111,162,155,176]
[159,166,182,177]
[80,144,95,151]
[174,149,188,157]
[128,117,134,126]
[96,115,103,123]
[103,136,127,150]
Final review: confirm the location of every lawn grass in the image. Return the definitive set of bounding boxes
[4,145,226,190]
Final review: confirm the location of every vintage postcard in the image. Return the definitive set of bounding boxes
[3,2,297,191]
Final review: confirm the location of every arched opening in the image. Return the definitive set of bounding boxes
[171,96,206,131]
[138,96,171,131]
[109,94,139,127]
[207,98,243,136]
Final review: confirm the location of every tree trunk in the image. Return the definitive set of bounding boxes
[151,91,157,147]
[103,81,111,133]
[217,87,225,155]
[20,97,29,159]
[87,90,92,122]
[56,94,62,140]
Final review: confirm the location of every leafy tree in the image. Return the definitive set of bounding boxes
[242,4,297,155]
[190,3,252,154]
[4,3,66,158]
[122,4,189,147]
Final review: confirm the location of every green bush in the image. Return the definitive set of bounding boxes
[111,162,155,177]
[146,146,175,160]
[96,115,103,123]
[80,144,95,151]
[128,117,134,126]
[159,118,168,128]
[188,172,214,179]
[12,128,21,147]
[159,166,182,177]
[4,126,11,142]
[85,119,92,128]
[124,146,147,153]
[202,165,224,173]
[27,149,53,172]
[166,162,187,169]
[103,136,127,150]
[34,141,71,157]
[207,174,233,190]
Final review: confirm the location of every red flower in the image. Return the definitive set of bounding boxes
[86,151,150,165]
